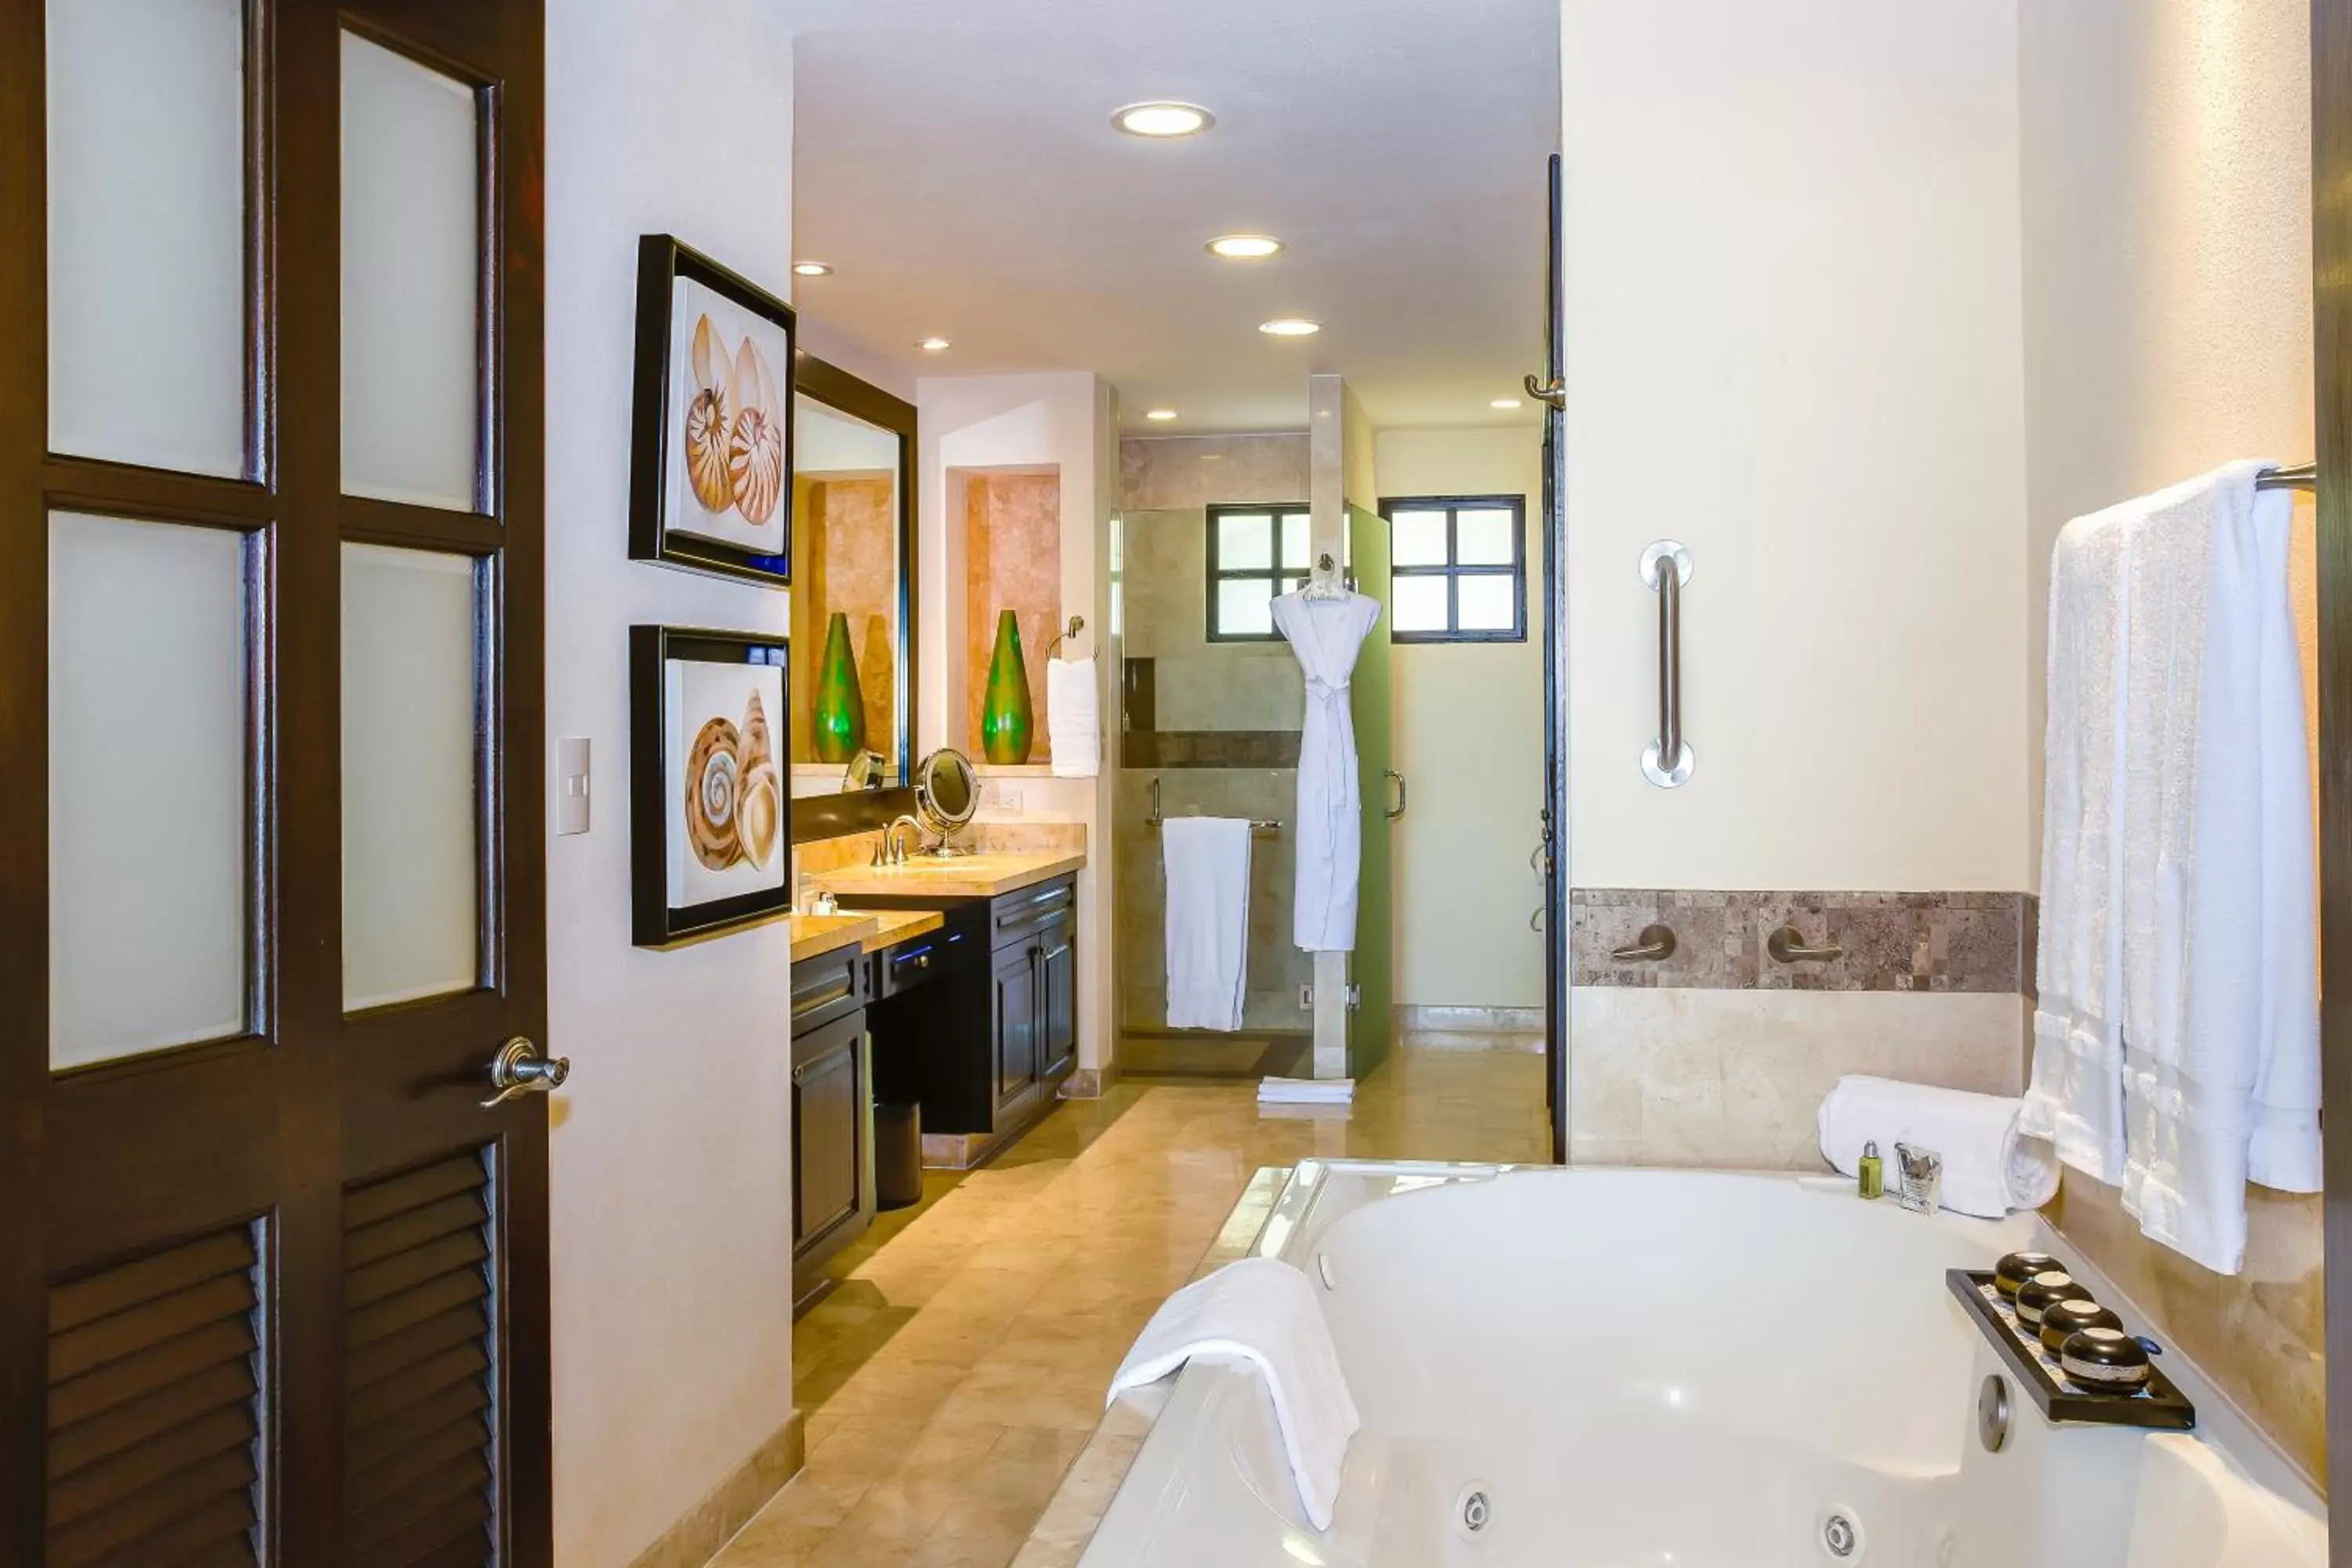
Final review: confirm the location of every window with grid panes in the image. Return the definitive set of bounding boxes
[1204,503,1316,641]
[1379,495,1526,642]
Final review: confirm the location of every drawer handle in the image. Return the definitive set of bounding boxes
[793,978,854,1014]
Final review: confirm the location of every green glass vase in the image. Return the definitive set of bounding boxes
[811,611,866,764]
[979,609,1033,764]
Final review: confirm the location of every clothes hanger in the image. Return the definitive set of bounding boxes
[1302,552,1352,600]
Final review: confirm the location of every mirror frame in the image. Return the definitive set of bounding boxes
[788,350,920,844]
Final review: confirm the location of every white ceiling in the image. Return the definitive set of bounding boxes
[781,0,1559,433]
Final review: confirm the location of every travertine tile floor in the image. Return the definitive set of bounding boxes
[709,1046,1548,1568]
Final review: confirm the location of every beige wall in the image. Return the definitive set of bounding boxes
[544,2,799,1561]
[1561,0,2031,894]
[917,373,1120,1073]
[1374,427,1547,1007]
[2018,0,2321,1486]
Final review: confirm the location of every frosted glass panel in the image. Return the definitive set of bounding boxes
[1280,513,1309,570]
[342,34,481,511]
[1459,575,1517,631]
[1216,579,1274,637]
[1392,575,1448,633]
[1216,513,1272,571]
[1391,510,1447,567]
[1457,509,1516,565]
[50,514,249,1067]
[343,545,480,1009]
[47,0,246,477]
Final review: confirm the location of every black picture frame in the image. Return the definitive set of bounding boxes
[630,625,794,948]
[629,234,798,587]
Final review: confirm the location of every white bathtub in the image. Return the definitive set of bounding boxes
[1080,1163,2325,1568]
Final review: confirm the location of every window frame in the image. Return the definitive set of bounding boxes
[1378,493,1528,644]
[1203,501,1313,643]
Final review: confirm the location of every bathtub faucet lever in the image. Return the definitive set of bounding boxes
[1610,924,1677,963]
[1766,924,1844,964]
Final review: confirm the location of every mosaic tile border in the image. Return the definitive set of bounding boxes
[1571,888,2032,993]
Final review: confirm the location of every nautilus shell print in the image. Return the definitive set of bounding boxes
[684,316,735,514]
[728,337,786,526]
[681,691,780,873]
[679,312,782,531]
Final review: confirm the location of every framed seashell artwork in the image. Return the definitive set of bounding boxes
[630,624,793,948]
[629,234,797,587]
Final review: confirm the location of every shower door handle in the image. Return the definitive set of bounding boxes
[1385,769,1406,820]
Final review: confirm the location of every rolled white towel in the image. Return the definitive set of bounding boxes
[1817,1075,2059,1219]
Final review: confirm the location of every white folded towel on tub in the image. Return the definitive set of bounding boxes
[1108,1257,1359,1531]
[1817,1076,2060,1219]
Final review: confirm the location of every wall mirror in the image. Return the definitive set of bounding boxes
[788,351,918,842]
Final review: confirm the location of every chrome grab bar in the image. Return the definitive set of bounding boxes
[1610,923,1677,963]
[1766,924,1845,964]
[1640,540,1694,787]
[1145,776,1281,836]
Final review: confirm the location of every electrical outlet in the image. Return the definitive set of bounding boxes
[992,780,1024,811]
[1298,985,1314,1011]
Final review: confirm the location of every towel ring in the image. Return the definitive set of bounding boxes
[1044,615,1086,657]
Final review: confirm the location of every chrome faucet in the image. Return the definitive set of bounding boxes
[880,814,923,866]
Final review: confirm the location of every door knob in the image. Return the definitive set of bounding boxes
[482,1036,569,1109]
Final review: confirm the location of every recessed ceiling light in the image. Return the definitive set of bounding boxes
[1145,408,1180,421]
[1258,318,1320,337]
[1490,397,1523,410]
[1207,234,1283,260]
[918,336,952,352]
[1113,101,1214,138]
[793,261,833,277]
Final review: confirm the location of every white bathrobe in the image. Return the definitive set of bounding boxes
[1272,589,1381,952]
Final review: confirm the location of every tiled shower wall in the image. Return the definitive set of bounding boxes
[1117,436,1312,1038]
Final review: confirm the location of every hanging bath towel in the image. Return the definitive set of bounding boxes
[1272,589,1381,952]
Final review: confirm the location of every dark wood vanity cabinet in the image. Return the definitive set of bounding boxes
[852,875,1080,1148]
[790,943,872,1302]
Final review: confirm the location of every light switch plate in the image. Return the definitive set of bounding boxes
[557,738,591,835]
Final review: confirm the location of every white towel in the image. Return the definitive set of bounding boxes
[1107,1257,1359,1531]
[2113,463,2319,1274]
[2024,495,2133,1183]
[1047,657,1100,778]
[1258,1076,1355,1105]
[1164,816,1251,1031]
[1817,1076,2060,1220]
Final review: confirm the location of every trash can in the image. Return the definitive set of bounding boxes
[874,1101,924,1210]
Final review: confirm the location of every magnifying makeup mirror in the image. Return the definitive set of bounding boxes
[913,748,979,855]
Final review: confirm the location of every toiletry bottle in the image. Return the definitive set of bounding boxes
[1857,1141,1883,1200]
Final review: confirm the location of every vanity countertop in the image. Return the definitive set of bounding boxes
[861,909,946,951]
[786,913,879,964]
[812,850,1086,901]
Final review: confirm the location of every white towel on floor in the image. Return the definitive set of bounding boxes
[1107,1257,1359,1531]
[1164,816,1251,1031]
[1258,1076,1355,1105]
[2113,463,2319,1274]
[1818,1076,2059,1220]
[1047,656,1100,777]
[2024,494,2133,1184]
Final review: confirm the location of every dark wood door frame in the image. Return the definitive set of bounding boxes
[2317,2,2352,1547]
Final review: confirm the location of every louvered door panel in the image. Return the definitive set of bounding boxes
[345,1149,498,1567]
[45,1223,264,1568]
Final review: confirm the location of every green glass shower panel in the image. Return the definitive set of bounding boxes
[1347,503,1395,1080]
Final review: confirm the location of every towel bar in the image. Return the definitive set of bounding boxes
[1145,777,1282,835]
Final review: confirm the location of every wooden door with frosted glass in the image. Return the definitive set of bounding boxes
[0,0,550,1562]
